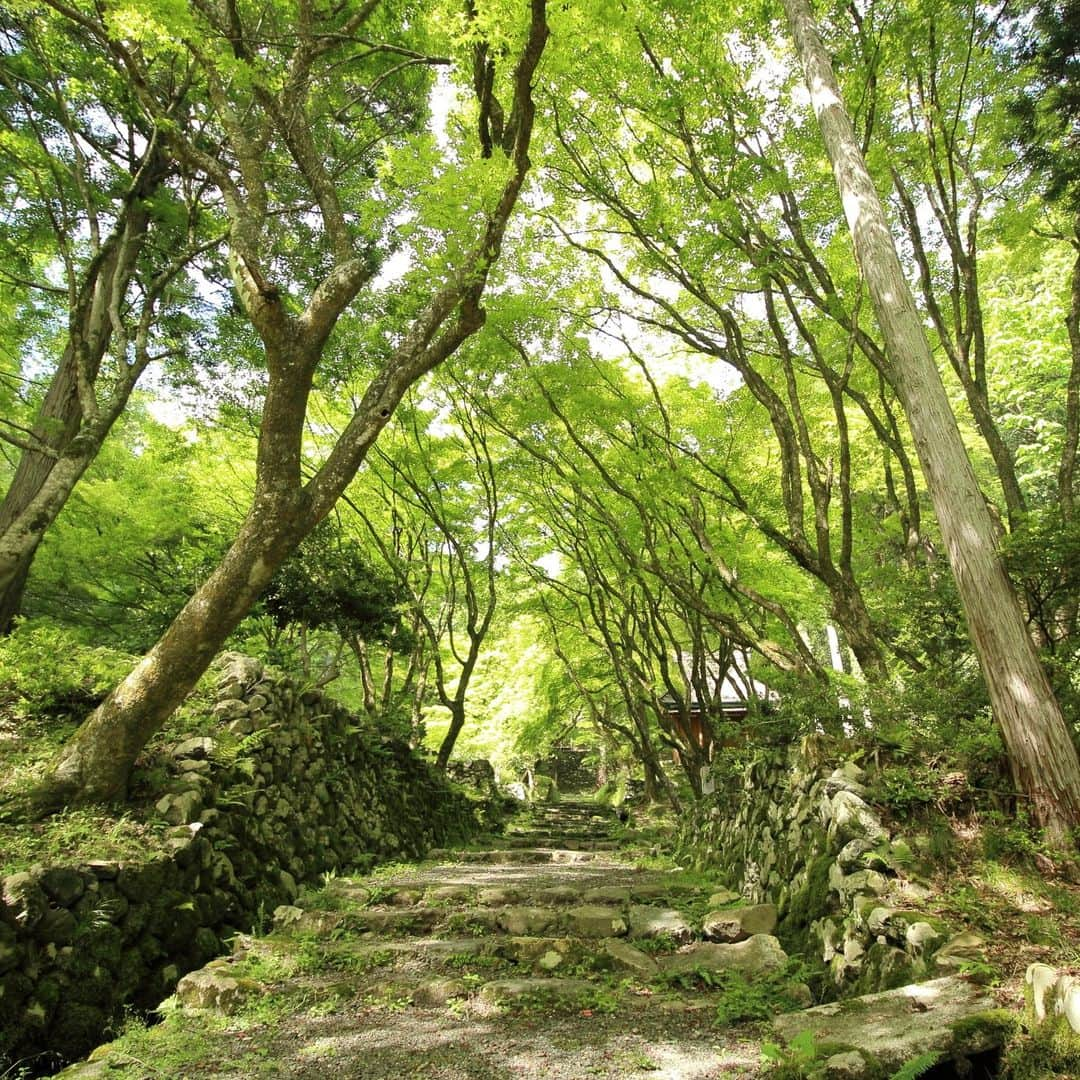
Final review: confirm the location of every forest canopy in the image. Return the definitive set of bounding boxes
[1,0,1079,847]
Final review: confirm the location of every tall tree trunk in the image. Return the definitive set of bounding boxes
[782,0,1080,846]
[1061,221,1080,523]
[0,149,171,629]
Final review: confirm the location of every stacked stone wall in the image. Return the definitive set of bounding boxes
[676,738,982,997]
[0,654,479,1073]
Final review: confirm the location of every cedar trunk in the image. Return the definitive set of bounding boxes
[783,0,1080,845]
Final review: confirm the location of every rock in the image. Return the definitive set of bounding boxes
[827,790,888,845]
[566,905,627,938]
[412,978,467,1006]
[2,873,46,930]
[478,977,592,1006]
[603,939,659,977]
[497,907,556,936]
[932,931,986,973]
[702,903,777,943]
[824,763,868,796]
[0,922,20,973]
[278,871,298,902]
[36,906,77,946]
[215,653,263,696]
[272,905,304,928]
[477,887,521,906]
[773,976,1001,1073]
[40,868,87,907]
[537,950,564,971]
[628,905,694,944]
[155,790,204,826]
[175,966,258,1014]
[906,922,941,952]
[707,888,741,907]
[837,838,876,869]
[533,886,580,905]
[662,935,788,978]
[495,936,575,967]
[172,737,216,761]
[821,1051,874,1078]
[581,886,631,903]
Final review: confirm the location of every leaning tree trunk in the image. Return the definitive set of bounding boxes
[32,497,308,807]
[782,0,1080,846]
[0,149,171,630]
[21,0,551,815]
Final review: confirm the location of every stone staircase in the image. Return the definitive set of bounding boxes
[59,799,1006,1079]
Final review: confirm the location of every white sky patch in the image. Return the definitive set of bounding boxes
[535,550,563,579]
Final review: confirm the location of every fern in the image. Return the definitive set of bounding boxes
[889,1051,940,1080]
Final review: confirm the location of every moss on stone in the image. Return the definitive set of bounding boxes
[1001,1021,1080,1080]
[779,853,834,953]
[950,1008,1019,1053]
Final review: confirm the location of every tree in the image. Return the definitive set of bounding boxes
[355,383,501,769]
[25,0,550,810]
[0,13,214,630]
[782,0,1080,845]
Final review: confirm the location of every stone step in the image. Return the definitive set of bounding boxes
[429,847,620,865]
[495,837,621,851]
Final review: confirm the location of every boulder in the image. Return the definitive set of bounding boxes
[412,978,467,1006]
[628,905,694,944]
[2,872,47,930]
[772,976,1002,1074]
[603,939,659,977]
[171,737,216,761]
[565,905,627,938]
[40,868,87,907]
[702,903,777,943]
[497,907,556,936]
[175,965,259,1014]
[661,934,788,978]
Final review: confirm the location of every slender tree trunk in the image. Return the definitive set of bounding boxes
[352,638,377,713]
[782,0,1080,846]
[1061,222,1080,523]
[436,697,467,771]
[0,151,171,629]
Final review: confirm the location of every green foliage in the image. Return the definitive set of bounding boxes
[888,1054,939,1080]
[760,1030,821,1078]
[0,624,133,726]
[260,523,408,647]
[0,807,165,877]
[1001,1019,1080,1080]
[657,959,816,1026]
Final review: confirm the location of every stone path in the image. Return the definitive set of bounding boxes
[61,801,785,1078]
[59,801,1006,1079]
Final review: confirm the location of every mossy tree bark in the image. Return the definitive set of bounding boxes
[782,0,1080,846]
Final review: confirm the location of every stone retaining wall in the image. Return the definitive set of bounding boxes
[675,738,980,997]
[0,654,479,1073]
